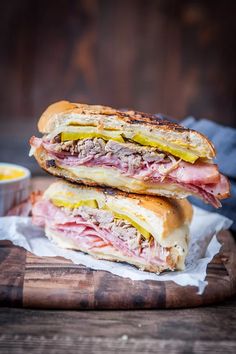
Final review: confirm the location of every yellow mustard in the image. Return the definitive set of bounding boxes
[0,166,26,181]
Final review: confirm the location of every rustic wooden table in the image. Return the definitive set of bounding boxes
[0,177,235,353]
[0,299,236,353]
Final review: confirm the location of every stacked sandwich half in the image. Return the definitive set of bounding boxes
[30,101,230,273]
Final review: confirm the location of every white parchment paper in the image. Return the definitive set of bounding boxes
[0,206,232,294]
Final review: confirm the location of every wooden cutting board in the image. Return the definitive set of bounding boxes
[0,231,235,309]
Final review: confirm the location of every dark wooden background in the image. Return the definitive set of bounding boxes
[1,0,236,174]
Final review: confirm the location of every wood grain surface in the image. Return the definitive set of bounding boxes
[0,230,235,310]
[0,299,236,354]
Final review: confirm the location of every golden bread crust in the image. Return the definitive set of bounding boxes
[37,100,215,158]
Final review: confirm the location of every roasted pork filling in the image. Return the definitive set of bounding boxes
[30,136,229,207]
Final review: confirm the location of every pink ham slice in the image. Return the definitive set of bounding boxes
[30,136,42,148]
[49,224,111,250]
[30,136,230,206]
[201,174,230,199]
[168,162,220,184]
[33,199,135,258]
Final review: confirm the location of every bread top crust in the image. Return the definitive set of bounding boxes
[38,100,215,159]
[44,179,193,240]
[39,100,185,131]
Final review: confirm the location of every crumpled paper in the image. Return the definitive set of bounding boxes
[0,206,232,294]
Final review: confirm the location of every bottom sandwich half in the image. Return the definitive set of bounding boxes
[32,180,193,273]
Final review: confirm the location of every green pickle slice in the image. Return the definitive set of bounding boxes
[112,211,151,240]
[132,133,199,163]
[52,198,98,209]
[61,130,124,143]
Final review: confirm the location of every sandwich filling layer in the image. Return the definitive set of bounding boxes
[32,196,188,273]
[30,135,229,207]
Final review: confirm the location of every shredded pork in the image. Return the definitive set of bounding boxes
[69,206,148,252]
[55,138,167,164]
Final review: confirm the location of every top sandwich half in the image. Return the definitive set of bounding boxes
[30,100,230,207]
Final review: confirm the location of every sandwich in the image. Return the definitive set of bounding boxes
[32,180,192,273]
[30,101,230,207]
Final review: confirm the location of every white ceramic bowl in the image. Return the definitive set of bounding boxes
[0,163,31,216]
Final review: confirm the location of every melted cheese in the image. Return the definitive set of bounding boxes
[61,165,190,197]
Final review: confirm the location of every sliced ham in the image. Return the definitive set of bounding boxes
[30,136,42,148]
[168,162,220,184]
[49,225,110,250]
[202,174,230,199]
[33,199,134,257]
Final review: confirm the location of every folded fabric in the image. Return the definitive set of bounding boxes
[182,117,236,231]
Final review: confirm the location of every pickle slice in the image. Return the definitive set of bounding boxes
[112,211,151,240]
[51,198,98,209]
[61,128,124,143]
[132,133,199,163]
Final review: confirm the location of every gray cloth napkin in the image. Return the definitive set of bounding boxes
[181,117,236,231]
